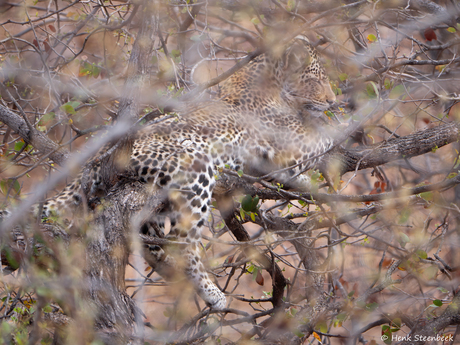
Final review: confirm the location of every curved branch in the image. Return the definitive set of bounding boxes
[329,122,460,174]
[0,104,69,166]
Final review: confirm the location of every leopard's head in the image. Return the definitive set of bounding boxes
[279,36,336,114]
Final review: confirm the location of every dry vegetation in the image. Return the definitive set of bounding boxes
[0,0,460,344]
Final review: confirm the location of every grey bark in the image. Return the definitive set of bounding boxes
[0,104,69,166]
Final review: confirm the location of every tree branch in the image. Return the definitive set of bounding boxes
[0,104,69,166]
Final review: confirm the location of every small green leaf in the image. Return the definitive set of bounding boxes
[251,17,260,25]
[241,195,253,212]
[366,302,378,311]
[60,102,77,115]
[389,84,406,99]
[338,73,348,81]
[384,78,393,90]
[237,169,244,177]
[399,233,410,248]
[12,180,20,194]
[14,141,25,152]
[447,27,456,33]
[316,321,328,334]
[239,208,245,221]
[367,34,377,42]
[366,82,378,98]
[336,313,347,322]
[433,299,443,307]
[416,250,427,260]
[241,194,259,212]
[39,112,55,125]
[42,305,52,313]
[391,318,402,328]
[420,191,433,201]
[381,325,392,344]
[438,287,448,293]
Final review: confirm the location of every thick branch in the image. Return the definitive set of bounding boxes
[0,104,69,166]
[329,122,460,174]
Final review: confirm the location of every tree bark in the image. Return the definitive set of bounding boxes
[0,104,69,166]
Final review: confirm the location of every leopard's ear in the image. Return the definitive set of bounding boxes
[282,36,312,73]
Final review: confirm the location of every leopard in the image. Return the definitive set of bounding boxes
[7,35,336,311]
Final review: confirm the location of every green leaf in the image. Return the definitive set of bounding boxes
[389,84,405,99]
[0,179,20,196]
[325,110,334,118]
[12,180,20,194]
[336,313,347,322]
[237,169,244,177]
[433,299,443,307]
[365,302,378,311]
[416,249,427,260]
[241,195,254,212]
[367,34,377,42]
[40,112,55,125]
[366,82,378,98]
[381,325,392,344]
[399,233,410,248]
[241,194,259,212]
[239,208,245,221]
[338,73,348,81]
[91,66,100,78]
[60,101,79,115]
[316,321,327,334]
[384,78,393,90]
[391,318,402,328]
[298,200,307,207]
[251,17,260,25]
[420,191,433,201]
[14,141,25,152]
[398,209,410,224]
[447,27,456,33]
[69,101,80,109]
[438,287,448,293]
[42,305,52,313]
[252,266,260,281]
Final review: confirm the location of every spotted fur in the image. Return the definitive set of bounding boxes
[36,36,336,310]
